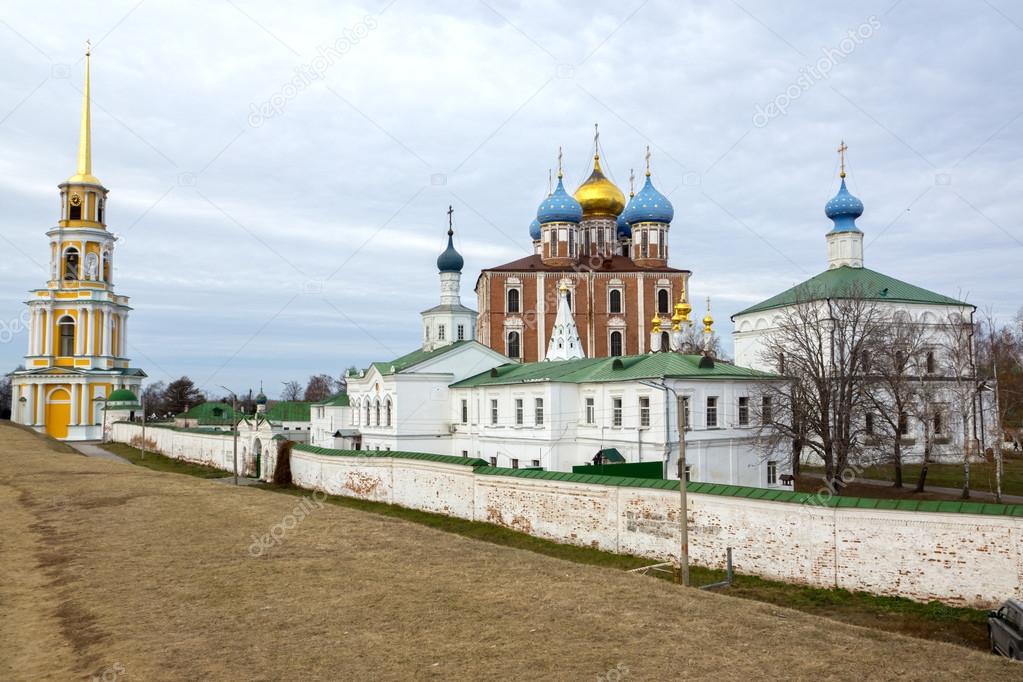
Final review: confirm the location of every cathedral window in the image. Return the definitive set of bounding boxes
[385,399,392,427]
[457,324,465,341]
[507,331,520,359]
[925,351,936,374]
[568,229,575,257]
[597,226,605,252]
[640,230,648,258]
[609,331,623,357]
[375,401,381,426]
[609,289,622,314]
[657,289,670,314]
[63,247,80,280]
[58,316,75,356]
[438,324,446,341]
[97,197,105,223]
[364,402,370,426]
[507,288,520,313]
[660,331,669,352]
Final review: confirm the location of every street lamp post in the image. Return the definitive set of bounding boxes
[220,386,239,486]
[638,379,690,586]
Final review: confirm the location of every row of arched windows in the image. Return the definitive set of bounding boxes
[353,397,393,428]
[60,246,111,282]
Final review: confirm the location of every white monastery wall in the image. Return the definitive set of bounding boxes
[108,425,1022,607]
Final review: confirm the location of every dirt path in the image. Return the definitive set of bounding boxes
[0,423,1018,681]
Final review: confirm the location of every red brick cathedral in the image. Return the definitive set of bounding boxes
[476,137,690,363]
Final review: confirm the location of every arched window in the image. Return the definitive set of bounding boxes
[657,289,669,314]
[97,197,105,224]
[507,331,520,359]
[64,248,80,281]
[58,316,75,356]
[610,331,623,357]
[926,351,936,374]
[507,288,520,313]
[566,291,572,309]
[374,401,381,426]
[609,289,622,314]
[101,251,111,283]
[660,331,670,352]
[364,401,370,426]
[385,398,392,427]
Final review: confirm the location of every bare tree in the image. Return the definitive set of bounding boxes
[940,313,979,499]
[280,380,303,402]
[865,313,930,488]
[303,374,335,402]
[0,376,11,419]
[754,287,887,493]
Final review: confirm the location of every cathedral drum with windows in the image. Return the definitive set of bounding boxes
[8,48,146,441]
[476,133,690,363]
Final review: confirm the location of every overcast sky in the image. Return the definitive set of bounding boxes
[1,0,1020,398]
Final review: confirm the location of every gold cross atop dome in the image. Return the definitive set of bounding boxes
[838,140,848,179]
[645,145,651,177]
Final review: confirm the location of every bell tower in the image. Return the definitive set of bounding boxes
[8,44,146,441]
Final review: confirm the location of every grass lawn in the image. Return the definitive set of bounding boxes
[100,442,233,479]
[100,442,994,652]
[805,455,1023,498]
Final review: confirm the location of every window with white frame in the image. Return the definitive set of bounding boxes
[490,399,498,425]
[609,288,623,314]
[460,399,468,424]
[507,331,520,359]
[531,459,540,467]
[706,396,718,428]
[738,397,749,426]
[438,324,446,341]
[457,324,465,341]
[514,398,523,425]
[681,396,690,430]
[612,397,623,427]
[585,397,595,424]
[761,396,773,424]
[767,461,778,485]
[639,396,650,427]
[512,458,519,469]
[507,288,520,313]
[534,398,544,425]
[609,331,623,357]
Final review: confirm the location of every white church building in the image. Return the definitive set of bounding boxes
[311,211,789,489]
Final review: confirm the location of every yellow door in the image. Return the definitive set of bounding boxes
[45,388,72,439]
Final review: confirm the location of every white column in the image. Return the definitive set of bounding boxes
[81,384,91,426]
[101,310,111,356]
[30,384,39,425]
[81,308,90,359]
[120,314,128,357]
[43,308,53,356]
[27,308,36,356]
[70,384,79,425]
[75,309,83,355]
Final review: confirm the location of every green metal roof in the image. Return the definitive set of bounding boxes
[107,388,138,403]
[368,341,472,376]
[317,392,350,407]
[266,401,312,422]
[293,443,487,467]
[734,266,969,317]
[450,353,778,389]
[178,402,237,425]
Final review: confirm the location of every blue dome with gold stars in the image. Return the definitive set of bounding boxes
[622,175,673,224]
[825,178,864,233]
[437,228,464,273]
[529,218,541,240]
[537,177,583,224]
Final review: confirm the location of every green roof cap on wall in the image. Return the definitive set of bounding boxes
[368,341,472,376]
[178,402,238,424]
[293,443,487,467]
[107,388,138,402]
[734,266,969,317]
[450,353,778,389]
[317,392,350,407]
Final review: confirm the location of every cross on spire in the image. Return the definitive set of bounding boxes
[645,145,651,177]
[838,140,848,179]
[557,146,563,179]
[629,168,635,196]
[547,168,553,196]
[593,122,600,159]
[447,205,454,235]
[85,38,91,56]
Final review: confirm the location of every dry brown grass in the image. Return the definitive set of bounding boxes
[0,423,1018,681]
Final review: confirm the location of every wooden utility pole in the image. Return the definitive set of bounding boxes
[676,394,690,587]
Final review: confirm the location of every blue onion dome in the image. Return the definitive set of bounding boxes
[537,176,583,224]
[615,208,631,239]
[529,217,541,241]
[437,227,464,273]
[825,177,864,233]
[622,174,673,225]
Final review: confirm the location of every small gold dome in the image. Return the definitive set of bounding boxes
[574,156,626,217]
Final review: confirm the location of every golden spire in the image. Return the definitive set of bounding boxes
[645,145,651,177]
[69,40,102,186]
[837,140,848,179]
[703,296,714,334]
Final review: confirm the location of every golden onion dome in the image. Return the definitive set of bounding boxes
[574,155,626,217]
